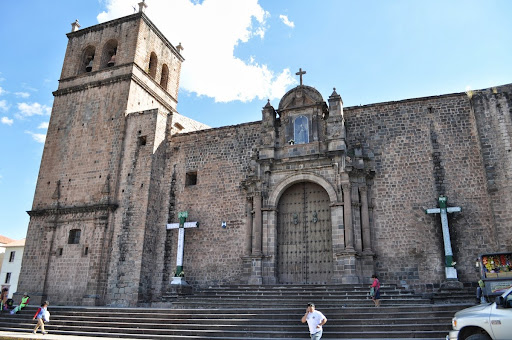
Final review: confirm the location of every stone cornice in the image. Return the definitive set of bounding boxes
[53,74,132,97]
[27,203,118,217]
[52,67,177,113]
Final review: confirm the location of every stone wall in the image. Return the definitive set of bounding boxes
[343,92,497,289]
[105,109,169,306]
[470,85,512,253]
[163,123,260,287]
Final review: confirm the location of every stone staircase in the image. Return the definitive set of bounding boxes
[0,284,474,339]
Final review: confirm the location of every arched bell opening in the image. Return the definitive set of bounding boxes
[160,64,169,90]
[100,39,118,69]
[148,52,158,79]
[81,46,96,74]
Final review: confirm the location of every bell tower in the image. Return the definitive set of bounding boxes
[17,3,185,306]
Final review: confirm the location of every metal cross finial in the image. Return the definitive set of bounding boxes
[296,68,306,86]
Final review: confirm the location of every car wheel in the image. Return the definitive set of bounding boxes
[466,334,492,340]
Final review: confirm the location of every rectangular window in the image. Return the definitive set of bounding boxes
[5,273,11,284]
[186,171,197,186]
[68,229,81,244]
[138,136,147,146]
[8,251,15,262]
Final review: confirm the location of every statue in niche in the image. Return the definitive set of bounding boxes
[294,115,309,144]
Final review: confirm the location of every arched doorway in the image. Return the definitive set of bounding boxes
[277,182,333,284]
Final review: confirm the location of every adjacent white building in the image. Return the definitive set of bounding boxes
[0,235,15,274]
[0,239,25,298]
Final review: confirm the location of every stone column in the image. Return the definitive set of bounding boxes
[351,186,362,252]
[360,186,373,254]
[342,183,354,251]
[252,192,262,255]
[244,198,253,256]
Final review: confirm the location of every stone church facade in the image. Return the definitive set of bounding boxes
[16,5,512,307]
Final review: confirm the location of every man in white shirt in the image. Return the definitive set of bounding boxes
[301,302,327,339]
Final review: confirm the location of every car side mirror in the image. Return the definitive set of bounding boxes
[495,296,505,307]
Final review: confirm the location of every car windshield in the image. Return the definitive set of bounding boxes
[501,287,512,298]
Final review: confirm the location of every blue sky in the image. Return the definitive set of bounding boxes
[1,0,511,240]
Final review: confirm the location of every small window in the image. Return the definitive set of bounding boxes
[5,273,11,284]
[138,136,147,146]
[68,229,81,244]
[83,246,89,256]
[185,171,197,186]
[58,248,63,256]
[8,251,15,262]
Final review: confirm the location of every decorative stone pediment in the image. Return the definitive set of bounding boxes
[278,85,325,113]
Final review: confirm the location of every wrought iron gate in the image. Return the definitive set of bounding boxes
[277,182,333,284]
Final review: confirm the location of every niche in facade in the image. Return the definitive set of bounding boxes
[294,115,309,144]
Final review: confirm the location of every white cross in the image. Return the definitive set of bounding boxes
[166,211,198,277]
[426,196,461,279]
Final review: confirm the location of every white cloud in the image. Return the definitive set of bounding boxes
[25,130,46,143]
[38,122,49,129]
[21,83,38,92]
[0,100,8,112]
[279,14,295,28]
[17,102,51,118]
[15,92,30,98]
[0,86,6,95]
[97,0,295,103]
[1,117,13,126]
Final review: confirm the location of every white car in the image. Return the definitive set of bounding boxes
[447,286,512,340]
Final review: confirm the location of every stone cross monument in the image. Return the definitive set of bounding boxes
[167,211,198,279]
[426,196,461,280]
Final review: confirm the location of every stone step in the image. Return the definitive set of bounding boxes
[0,318,453,339]
[167,299,434,308]
[0,326,451,339]
[188,291,420,297]
[0,284,474,339]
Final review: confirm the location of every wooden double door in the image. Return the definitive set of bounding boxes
[277,182,333,284]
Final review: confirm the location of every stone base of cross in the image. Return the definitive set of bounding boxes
[426,196,461,280]
[166,211,198,282]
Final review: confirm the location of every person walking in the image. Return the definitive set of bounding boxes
[301,303,327,340]
[32,301,49,335]
[370,274,381,307]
